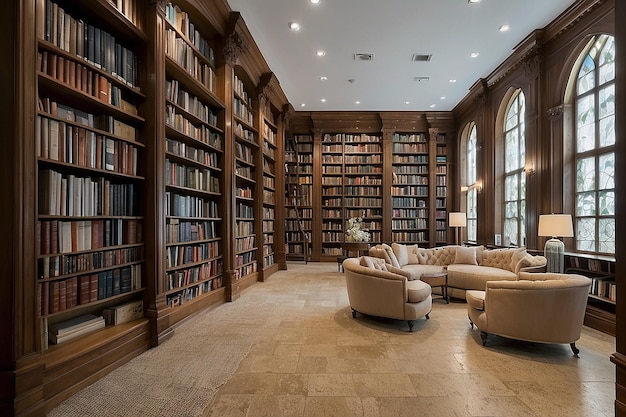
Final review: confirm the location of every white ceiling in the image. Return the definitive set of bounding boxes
[226,0,576,112]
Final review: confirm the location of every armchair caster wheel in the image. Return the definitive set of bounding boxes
[407,320,414,332]
[351,308,357,318]
[570,343,580,357]
[480,331,488,346]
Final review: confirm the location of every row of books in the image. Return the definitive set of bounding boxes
[166,219,219,244]
[394,175,429,185]
[166,276,222,307]
[392,186,429,197]
[166,241,220,268]
[235,219,254,236]
[393,155,429,164]
[233,75,253,109]
[40,264,142,316]
[39,169,139,217]
[392,232,428,243]
[392,219,429,230]
[165,30,216,93]
[262,221,274,233]
[343,144,382,153]
[38,245,141,279]
[344,155,382,164]
[166,138,221,166]
[235,236,255,253]
[39,219,141,256]
[166,106,217,143]
[235,142,255,164]
[392,133,427,143]
[37,116,139,176]
[166,261,223,292]
[164,2,216,65]
[590,277,617,301]
[322,133,381,143]
[236,203,254,219]
[344,177,383,185]
[39,50,130,111]
[39,0,139,88]
[47,314,106,345]
[234,97,255,126]
[236,165,253,180]
[165,159,220,193]
[166,79,217,125]
[392,143,428,153]
[165,192,219,218]
[39,99,137,142]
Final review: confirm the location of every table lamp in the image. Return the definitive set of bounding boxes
[537,214,574,273]
[449,212,467,245]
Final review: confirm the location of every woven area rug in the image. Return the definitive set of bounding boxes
[48,293,261,417]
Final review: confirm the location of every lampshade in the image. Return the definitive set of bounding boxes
[449,212,467,228]
[537,214,574,238]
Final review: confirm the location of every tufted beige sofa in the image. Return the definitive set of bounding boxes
[466,272,592,355]
[369,243,547,300]
[342,257,432,331]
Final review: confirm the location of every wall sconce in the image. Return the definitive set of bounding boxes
[475,180,483,194]
[525,164,536,176]
[460,186,469,193]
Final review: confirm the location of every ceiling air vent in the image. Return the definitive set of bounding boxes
[412,53,432,62]
[354,53,374,61]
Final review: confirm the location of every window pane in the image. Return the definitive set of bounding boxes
[505,104,518,130]
[598,153,615,189]
[505,175,518,201]
[467,188,477,217]
[468,219,477,242]
[577,54,595,94]
[504,219,518,246]
[576,95,595,152]
[505,201,518,218]
[599,115,615,147]
[599,191,615,216]
[599,84,615,118]
[576,157,595,192]
[599,36,615,84]
[505,130,519,172]
[576,218,596,251]
[576,192,596,216]
[599,218,615,253]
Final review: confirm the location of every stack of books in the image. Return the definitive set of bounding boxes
[49,314,105,344]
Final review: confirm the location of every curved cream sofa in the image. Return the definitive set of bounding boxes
[343,257,432,332]
[466,272,592,355]
[369,243,547,300]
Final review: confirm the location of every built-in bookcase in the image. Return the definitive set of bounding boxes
[260,100,278,271]
[233,72,259,281]
[162,1,224,309]
[391,133,429,245]
[320,133,382,258]
[35,0,148,348]
[434,132,448,245]
[285,134,313,260]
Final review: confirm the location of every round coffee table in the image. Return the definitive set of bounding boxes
[421,270,449,304]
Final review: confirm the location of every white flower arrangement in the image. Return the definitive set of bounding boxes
[345,216,371,242]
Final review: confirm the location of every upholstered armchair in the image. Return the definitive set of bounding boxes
[466,272,592,355]
[343,257,432,331]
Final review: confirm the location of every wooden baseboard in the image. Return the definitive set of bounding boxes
[584,305,616,336]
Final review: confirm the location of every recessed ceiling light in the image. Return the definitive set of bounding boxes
[405,101,411,105]
[316,50,326,57]
[430,104,436,108]
[310,0,320,3]
[355,101,360,104]
[300,103,306,107]
[288,21,300,31]
[320,76,328,81]
[440,96,446,100]
[320,98,326,103]
[468,0,480,3]
[449,79,457,83]
[499,24,510,32]
[470,52,480,58]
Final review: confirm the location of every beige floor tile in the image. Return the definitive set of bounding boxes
[248,355,300,373]
[307,374,358,397]
[303,397,364,417]
[352,373,417,397]
[246,395,307,417]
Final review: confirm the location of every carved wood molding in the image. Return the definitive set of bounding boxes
[547,104,565,119]
[223,31,246,67]
[149,0,166,14]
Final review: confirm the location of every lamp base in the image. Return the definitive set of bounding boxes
[544,238,565,273]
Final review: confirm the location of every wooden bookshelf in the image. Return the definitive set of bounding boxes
[232,71,259,286]
[34,0,150,411]
[433,130,449,245]
[565,252,616,335]
[259,98,279,275]
[161,1,225,318]
[391,132,430,245]
[285,134,313,260]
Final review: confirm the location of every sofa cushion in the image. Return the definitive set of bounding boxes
[360,256,388,271]
[510,248,528,273]
[381,243,400,267]
[447,264,517,291]
[424,246,457,266]
[369,246,389,263]
[454,246,478,265]
[415,248,429,264]
[407,279,431,303]
[466,290,485,311]
[480,248,518,272]
[386,264,413,280]
[401,264,446,281]
[392,243,409,267]
[406,244,420,264]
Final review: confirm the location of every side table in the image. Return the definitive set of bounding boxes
[421,270,449,304]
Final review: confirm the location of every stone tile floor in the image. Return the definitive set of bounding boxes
[202,262,616,417]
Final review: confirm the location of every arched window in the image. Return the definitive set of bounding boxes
[503,90,525,247]
[574,34,615,254]
[466,124,478,242]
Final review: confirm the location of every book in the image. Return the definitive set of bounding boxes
[102,300,142,325]
[49,313,102,336]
